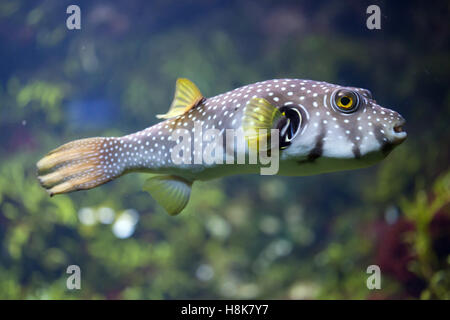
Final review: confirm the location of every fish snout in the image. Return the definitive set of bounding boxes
[388,117,407,145]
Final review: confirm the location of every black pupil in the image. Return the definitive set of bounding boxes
[341,96,351,106]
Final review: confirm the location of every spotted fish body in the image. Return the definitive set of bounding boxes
[37,78,406,215]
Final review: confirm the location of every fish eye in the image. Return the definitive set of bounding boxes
[277,106,302,149]
[333,90,360,113]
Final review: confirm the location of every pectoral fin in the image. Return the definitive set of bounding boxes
[143,175,193,216]
[156,78,204,119]
[242,97,281,150]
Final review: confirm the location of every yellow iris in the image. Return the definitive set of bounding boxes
[337,95,353,109]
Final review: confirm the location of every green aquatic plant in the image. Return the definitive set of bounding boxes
[401,171,450,299]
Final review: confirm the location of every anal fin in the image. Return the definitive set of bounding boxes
[143,175,193,216]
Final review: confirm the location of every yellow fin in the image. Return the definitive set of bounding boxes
[242,97,281,150]
[36,137,117,196]
[143,175,192,216]
[156,78,204,119]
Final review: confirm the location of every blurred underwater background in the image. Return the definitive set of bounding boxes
[0,0,449,299]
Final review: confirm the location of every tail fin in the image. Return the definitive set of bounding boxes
[37,137,122,196]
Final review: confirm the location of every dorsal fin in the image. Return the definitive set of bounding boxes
[156,78,204,119]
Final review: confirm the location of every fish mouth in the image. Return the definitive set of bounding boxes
[390,119,407,144]
[393,124,404,133]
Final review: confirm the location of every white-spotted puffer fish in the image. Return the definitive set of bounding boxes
[37,78,407,215]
